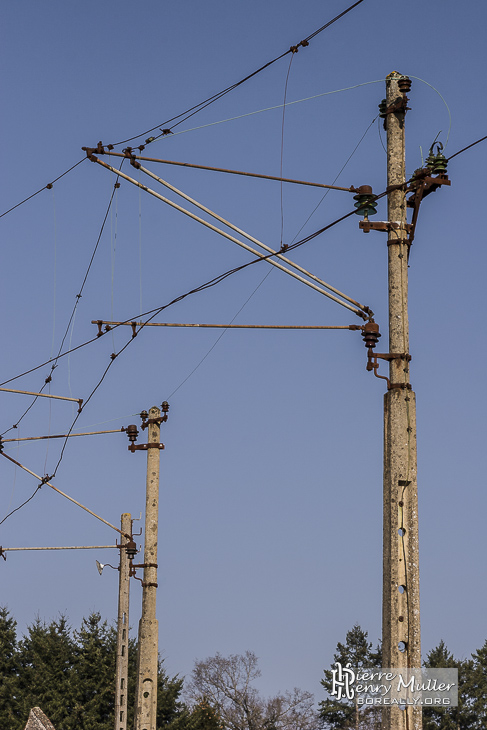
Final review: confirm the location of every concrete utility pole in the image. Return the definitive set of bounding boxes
[115,513,131,730]
[383,72,421,730]
[134,406,164,730]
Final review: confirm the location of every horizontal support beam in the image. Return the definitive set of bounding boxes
[0,387,82,410]
[2,428,125,443]
[104,151,355,192]
[2,545,119,551]
[92,320,363,331]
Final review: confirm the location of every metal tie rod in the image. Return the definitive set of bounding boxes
[90,156,366,318]
[104,151,354,192]
[137,162,367,312]
[1,452,130,539]
[93,320,362,330]
[0,387,82,410]
[2,545,119,551]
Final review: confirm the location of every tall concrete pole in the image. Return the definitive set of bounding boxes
[383,72,421,730]
[115,513,131,730]
[134,406,162,730]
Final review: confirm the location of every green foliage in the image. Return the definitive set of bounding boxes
[319,624,381,730]
[0,606,21,728]
[422,639,477,730]
[17,614,75,728]
[0,607,189,730]
[69,613,116,730]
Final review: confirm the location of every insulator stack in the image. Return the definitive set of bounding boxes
[432,152,448,175]
[125,540,137,559]
[362,321,381,350]
[378,98,388,117]
[353,185,378,220]
[398,76,412,94]
[425,149,436,169]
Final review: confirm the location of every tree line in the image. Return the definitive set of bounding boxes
[0,608,486,729]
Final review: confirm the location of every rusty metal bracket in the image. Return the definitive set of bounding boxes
[140,417,167,430]
[360,220,413,235]
[379,95,411,130]
[375,352,411,362]
[142,581,158,588]
[366,351,412,391]
[405,172,451,250]
[128,442,165,452]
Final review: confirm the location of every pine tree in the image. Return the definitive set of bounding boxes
[156,659,192,729]
[17,615,75,729]
[0,606,21,729]
[464,639,487,729]
[68,612,116,730]
[421,640,475,730]
[319,624,380,730]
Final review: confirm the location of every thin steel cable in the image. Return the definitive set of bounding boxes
[0,335,101,391]
[0,485,42,527]
[50,188,57,358]
[290,115,378,244]
[1,452,129,537]
[0,158,85,220]
[111,0,367,147]
[447,134,487,160]
[0,160,125,438]
[166,268,274,400]
[280,54,295,248]
[408,75,452,148]
[152,80,384,141]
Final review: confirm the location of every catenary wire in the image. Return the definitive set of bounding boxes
[165,268,274,400]
[280,54,294,248]
[0,485,42,527]
[148,80,385,141]
[111,0,367,147]
[0,158,85,220]
[1,452,129,537]
[0,161,125,438]
[447,134,487,160]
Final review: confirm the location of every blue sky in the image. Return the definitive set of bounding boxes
[1,0,486,704]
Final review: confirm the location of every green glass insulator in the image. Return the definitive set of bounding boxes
[433,153,448,174]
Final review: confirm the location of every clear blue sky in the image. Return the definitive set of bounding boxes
[1,0,486,704]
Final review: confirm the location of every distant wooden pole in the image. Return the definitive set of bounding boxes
[383,71,421,730]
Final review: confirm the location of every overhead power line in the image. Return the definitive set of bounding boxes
[110,0,367,147]
[0,158,85,220]
[447,134,487,160]
[0,163,125,438]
